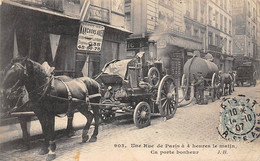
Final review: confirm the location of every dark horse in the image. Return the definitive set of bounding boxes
[2,58,101,161]
[219,72,233,96]
[1,58,76,152]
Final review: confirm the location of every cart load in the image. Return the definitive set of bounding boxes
[183,56,218,80]
[95,52,178,128]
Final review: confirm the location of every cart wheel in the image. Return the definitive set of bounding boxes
[147,67,160,88]
[100,100,115,123]
[181,74,189,101]
[157,75,177,120]
[211,73,217,102]
[133,101,151,128]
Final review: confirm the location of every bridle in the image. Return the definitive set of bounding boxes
[4,62,54,113]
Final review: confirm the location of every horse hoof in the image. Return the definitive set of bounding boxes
[39,147,49,155]
[82,135,89,143]
[46,154,56,161]
[89,136,97,142]
[19,144,30,152]
[68,131,76,138]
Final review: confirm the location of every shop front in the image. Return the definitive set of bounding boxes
[0,0,131,78]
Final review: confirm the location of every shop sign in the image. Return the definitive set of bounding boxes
[157,38,167,48]
[88,5,109,23]
[77,22,105,52]
[127,38,148,50]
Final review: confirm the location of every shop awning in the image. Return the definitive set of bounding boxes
[2,0,79,20]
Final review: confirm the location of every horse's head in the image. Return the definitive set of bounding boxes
[2,62,27,91]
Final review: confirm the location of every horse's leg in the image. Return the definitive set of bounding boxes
[89,106,100,142]
[77,106,94,143]
[18,116,31,151]
[66,112,75,137]
[46,114,56,161]
[228,83,232,95]
[35,112,49,155]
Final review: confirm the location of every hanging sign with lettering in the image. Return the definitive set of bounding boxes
[77,22,105,52]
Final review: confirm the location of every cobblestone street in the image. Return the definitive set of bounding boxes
[1,82,260,161]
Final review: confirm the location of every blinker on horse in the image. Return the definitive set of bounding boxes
[1,58,101,161]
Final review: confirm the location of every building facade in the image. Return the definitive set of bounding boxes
[256,0,260,78]
[0,0,130,78]
[125,0,206,81]
[206,0,233,72]
[232,0,257,58]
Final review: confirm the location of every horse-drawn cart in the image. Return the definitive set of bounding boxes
[181,55,220,102]
[234,62,256,87]
[95,52,178,128]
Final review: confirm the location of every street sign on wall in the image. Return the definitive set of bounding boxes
[77,22,105,52]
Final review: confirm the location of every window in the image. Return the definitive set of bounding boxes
[229,20,231,34]
[252,26,255,39]
[229,40,231,54]
[185,0,191,17]
[208,7,212,25]
[224,17,227,33]
[208,32,213,45]
[215,35,219,46]
[193,29,199,38]
[125,12,130,21]
[215,11,219,28]
[253,8,256,21]
[186,24,192,36]
[224,0,227,10]
[220,14,223,31]
[248,21,251,36]
[248,2,251,17]
[194,0,198,20]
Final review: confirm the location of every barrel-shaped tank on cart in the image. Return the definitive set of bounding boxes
[183,56,219,79]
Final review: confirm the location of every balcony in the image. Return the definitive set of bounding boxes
[208,44,222,52]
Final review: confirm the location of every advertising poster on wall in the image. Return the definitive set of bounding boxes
[77,22,105,52]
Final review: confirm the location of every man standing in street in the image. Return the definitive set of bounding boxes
[194,72,205,105]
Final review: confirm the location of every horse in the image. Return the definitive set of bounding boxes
[1,58,101,161]
[219,72,233,96]
[0,59,76,152]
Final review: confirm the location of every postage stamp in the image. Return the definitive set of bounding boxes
[218,95,260,142]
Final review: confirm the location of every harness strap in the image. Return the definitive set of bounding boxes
[59,80,73,100]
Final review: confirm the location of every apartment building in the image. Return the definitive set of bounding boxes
[232,0,257,58]
[207,0,233,72]
[125,0,206,80]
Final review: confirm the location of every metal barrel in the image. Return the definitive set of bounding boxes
[183,57,218,79]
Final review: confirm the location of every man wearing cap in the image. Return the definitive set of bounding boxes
[194,72,205,105]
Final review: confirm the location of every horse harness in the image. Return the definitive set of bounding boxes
[54,78,90,117]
